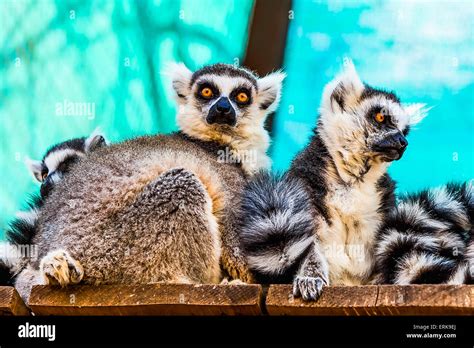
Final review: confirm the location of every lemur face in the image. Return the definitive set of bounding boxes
[320,61,428,164]
[191,64,258,127]
[26,131,107,197]
[169,62,285,136]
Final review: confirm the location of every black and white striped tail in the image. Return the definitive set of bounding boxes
[0,241,23,286]
[6,194,43,246]
[0,259,15,286]
[238,172,316,283]
[0,194,43,285]
[374,181,473,284]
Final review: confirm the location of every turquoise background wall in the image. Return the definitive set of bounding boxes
[1,0,473,239]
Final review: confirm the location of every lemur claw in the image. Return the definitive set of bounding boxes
[40,249,84,286]
[292,276,325,301]
[220,278,246,285]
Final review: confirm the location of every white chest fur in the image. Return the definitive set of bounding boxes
[318,179,383,285]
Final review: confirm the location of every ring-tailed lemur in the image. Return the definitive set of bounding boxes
[239,61,427,300]
[373,181,473,284]
[0,131,107,285]
[12,63,285,302]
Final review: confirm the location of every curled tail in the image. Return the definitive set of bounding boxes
[374,181,473,284]
[118,167,221,284]
[238,172,316,283]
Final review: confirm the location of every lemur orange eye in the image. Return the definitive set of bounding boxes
[41,172,48,181]
[236,92,249,103]
[375,112,385,123]
[200,87,213,99]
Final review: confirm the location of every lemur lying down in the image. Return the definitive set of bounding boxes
[0,131,107,285]
[373,181,473,284]
[11,63,285,302]
[239,61,427,300]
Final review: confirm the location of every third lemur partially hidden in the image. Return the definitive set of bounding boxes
[0,131,107,285]
[239,61,428,300]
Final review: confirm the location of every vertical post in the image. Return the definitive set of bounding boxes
[243,0,292,132]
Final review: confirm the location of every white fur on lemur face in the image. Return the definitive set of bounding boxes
[167,63,285,174]
[319,61,428,181]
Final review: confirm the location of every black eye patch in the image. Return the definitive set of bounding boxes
[195,81,220,102]
[367,105,397,128]
[230,86,253,107]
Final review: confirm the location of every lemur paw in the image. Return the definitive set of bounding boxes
[220,278,246,285]
[40,250,83,286]
[292,276,325,301]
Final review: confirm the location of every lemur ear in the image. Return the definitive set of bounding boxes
[403,103,431,126]
[165,62,193,101]
[25,158,45,182]
[85,128,108,152]
[323,60,364,113]
[257,70,286,113]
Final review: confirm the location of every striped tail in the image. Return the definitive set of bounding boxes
[374,181,473,284]
[6,194,43,246]
[0,259,15,286]
[238,172,316,283]
[1,194,43,285]
[0,242,22,286]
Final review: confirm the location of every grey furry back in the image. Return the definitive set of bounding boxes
[238,172,316,283]
[373,181,473,284]
[28,133,246,285]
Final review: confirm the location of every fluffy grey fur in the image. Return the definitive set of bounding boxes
[239,61,427,300]
[12,63,284,302]
[373,181,473,284]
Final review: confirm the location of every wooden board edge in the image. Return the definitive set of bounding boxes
[0,286,31,316]
[29,284,264,316]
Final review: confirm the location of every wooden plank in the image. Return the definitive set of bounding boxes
[22,283,474,316]
[266,285,379,316]
[29,284,263,316]
[0,286,31,316]
[266,285,474,316]
[376,284,474,316]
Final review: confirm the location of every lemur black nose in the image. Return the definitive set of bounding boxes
[395,133,408,149]
[372,131,408,161]
[375,132,408,151]
[215,97,232,113]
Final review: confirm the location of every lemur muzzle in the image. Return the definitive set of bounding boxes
[206,97,237,126]
[373,131,408,161]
